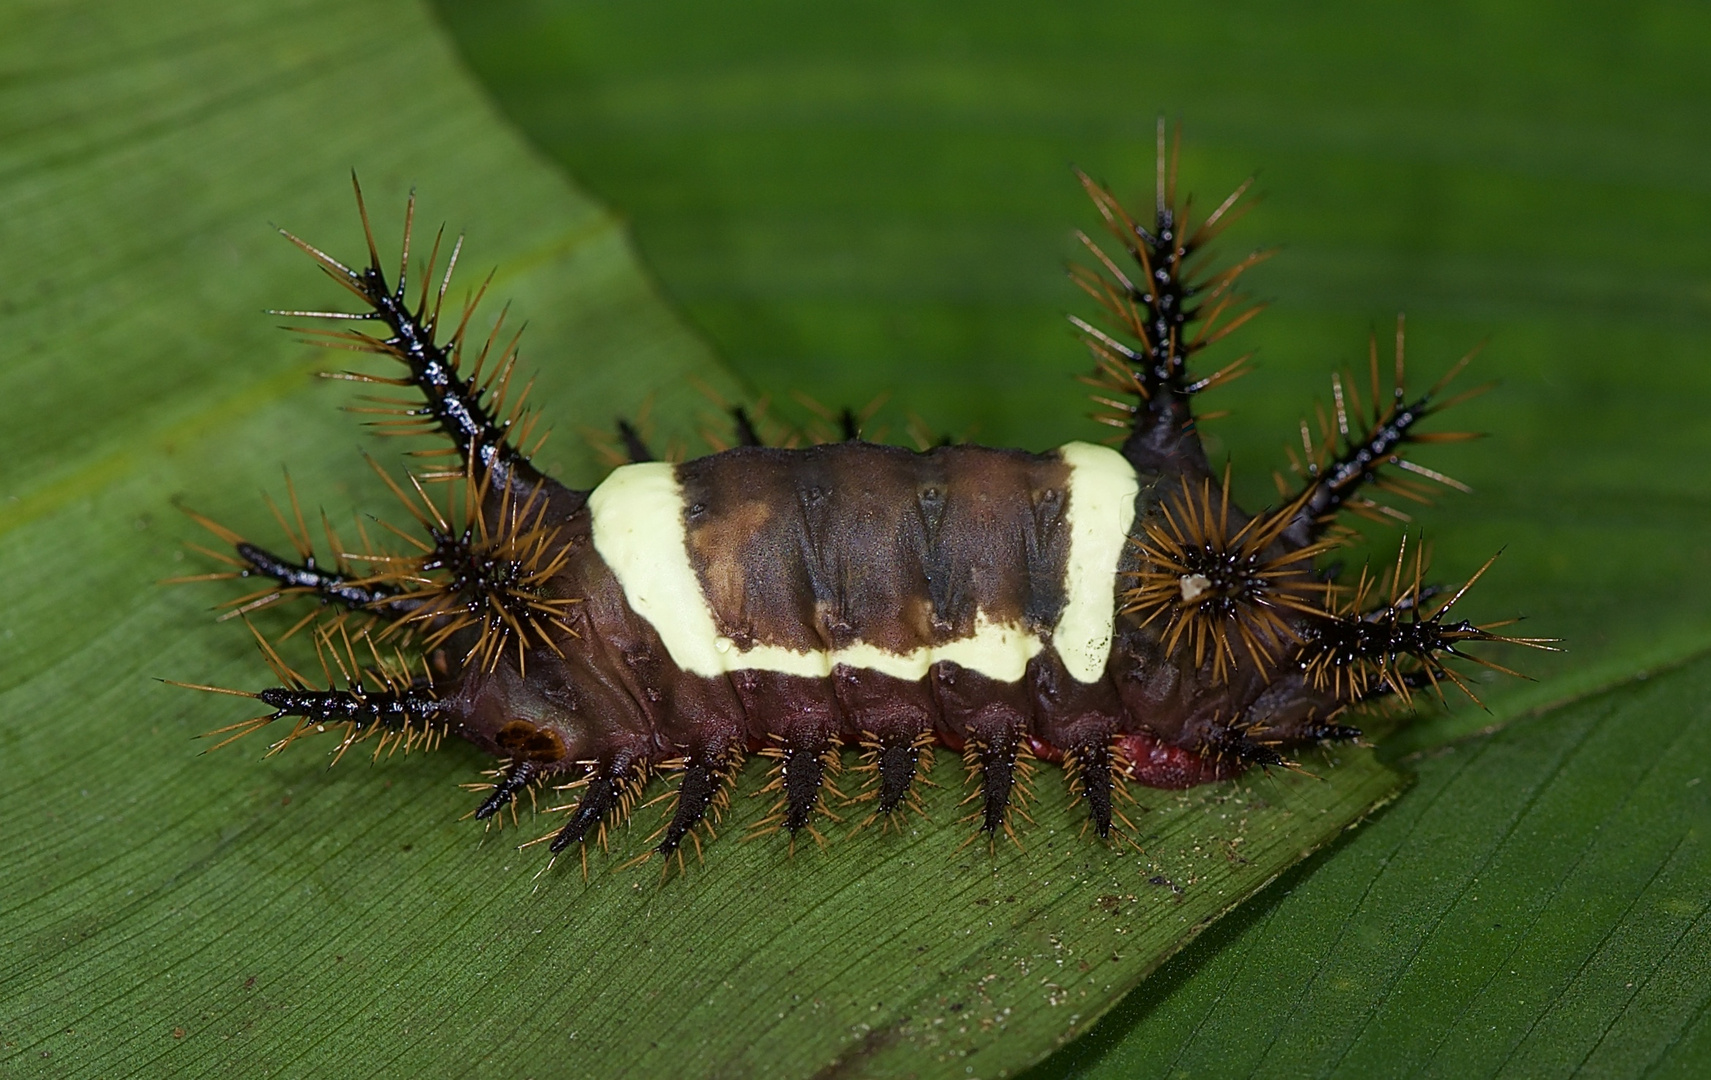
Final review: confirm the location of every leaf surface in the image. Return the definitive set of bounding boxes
[1045,652,1711,1079]
[0,1,1411,1077]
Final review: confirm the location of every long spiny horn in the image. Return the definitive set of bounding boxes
[1073,119,1269,477]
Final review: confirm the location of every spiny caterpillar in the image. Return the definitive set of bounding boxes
[175,128,1549,869]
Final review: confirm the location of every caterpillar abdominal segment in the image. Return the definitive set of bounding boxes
[177,129,1553,870]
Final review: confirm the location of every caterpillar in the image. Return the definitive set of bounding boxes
[175,127,1549,868]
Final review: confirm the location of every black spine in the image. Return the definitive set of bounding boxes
[256,685,443,731]
[1073,124,1264,480]
[616,419,656,464]
[977,735,1018,835]
[782,745,828,832]
[236,542,410,615]
[875,739,920,815]
[657,758,719,856]
[475,760,539,819]
[732,406,763,447]
[1074,741,1114,839]
[550,766,622,853]
[360,267,538,488]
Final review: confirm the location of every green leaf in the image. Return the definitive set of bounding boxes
[0,2,1412,1078]
[1045,652,1711,1079]
[428,0,1711,1075]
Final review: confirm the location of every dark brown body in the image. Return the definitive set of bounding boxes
[451,442,1342,794]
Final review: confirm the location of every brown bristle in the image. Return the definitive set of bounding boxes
[1124,470,1340,681]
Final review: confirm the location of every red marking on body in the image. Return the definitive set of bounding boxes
[1116,732,1240,789]
[1026,736,1064,764]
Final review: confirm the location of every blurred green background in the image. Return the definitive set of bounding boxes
[1,1,1708,1077]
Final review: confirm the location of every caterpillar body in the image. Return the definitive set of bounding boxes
[178,131,1547,864]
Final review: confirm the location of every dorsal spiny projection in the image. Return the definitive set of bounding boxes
[1073,120,1270,478]
[1278,315,1492,545]
[174,130,1554,876]
[278,177,552,498]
